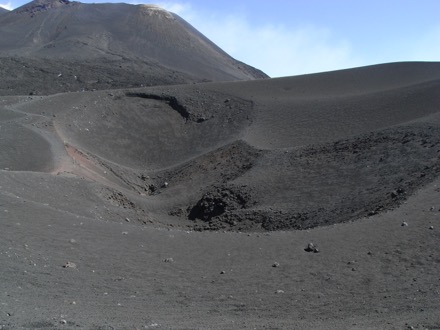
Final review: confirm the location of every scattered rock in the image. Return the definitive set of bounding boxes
[145,322,160,328]
[125,218,130,222]
[396,188,405,194]
[122,231,128,235]
[220,270,226,274]
[188,184,254,222]
[401,221,408,227]
[390,188,405,198]
[162,182,169,188]
[60,319,67,325]
[148,184,157,194]
[63,261,77,269]
[275,289,285,294]
[272,262,280,268]
[304,242,319,253]
[429,226,434,230]
[163,258,174,263]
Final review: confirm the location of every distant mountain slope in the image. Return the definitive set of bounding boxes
[0,7,9,14]
[0,0,267,95]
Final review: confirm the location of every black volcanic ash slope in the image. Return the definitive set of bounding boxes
[0,0,267,95]
[36,61,440,232]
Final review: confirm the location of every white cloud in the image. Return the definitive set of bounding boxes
[195,17,364,77]
[152,3,363,77]
[126,1,195,20]
[156,1,192,17]
[0,1,13,10]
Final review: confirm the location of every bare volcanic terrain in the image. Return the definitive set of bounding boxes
[1,1,440,329]
[0,0,266,95]
[1,60,440,329]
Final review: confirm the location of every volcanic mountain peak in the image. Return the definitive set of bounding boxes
[15,0,76,14]
[137,4,174,19]
[0,0,267,86]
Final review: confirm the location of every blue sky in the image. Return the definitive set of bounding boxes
[1,0,440,77]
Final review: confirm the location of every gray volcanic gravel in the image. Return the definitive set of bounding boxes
[1,61,440,329]
[1,1,440,328]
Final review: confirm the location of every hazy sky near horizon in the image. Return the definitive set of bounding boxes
[1,0,440,77]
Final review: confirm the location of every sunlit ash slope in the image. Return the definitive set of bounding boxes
[0,0,267,95]
[2,1,440,328]
[3,61,440,231]
[1,61,440,329]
